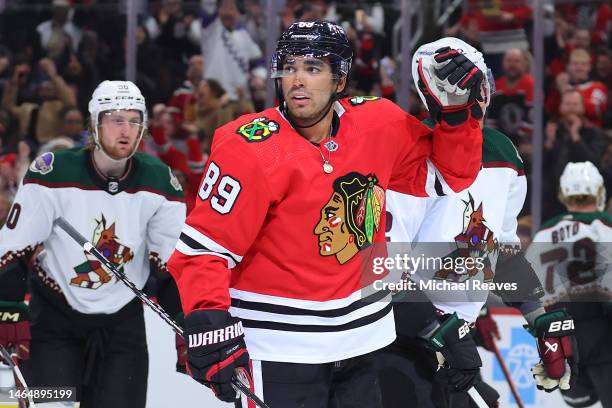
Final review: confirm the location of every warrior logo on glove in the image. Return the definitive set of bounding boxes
[183,310,252,403]
[188,321,244,347]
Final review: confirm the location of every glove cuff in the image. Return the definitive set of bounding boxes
[428,313,472,349]
[527,309,574,338]
[0,301,29,321]
[438,103,482,127]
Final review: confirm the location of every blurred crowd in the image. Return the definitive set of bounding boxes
[0,0,610,232]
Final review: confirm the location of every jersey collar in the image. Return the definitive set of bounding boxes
[86,150,137,195]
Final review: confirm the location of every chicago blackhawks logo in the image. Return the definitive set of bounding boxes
[349,96,380,106]
[236,116,279,142]
[314,172,385,264]
[434,193,497,282]
[71,214,133,289]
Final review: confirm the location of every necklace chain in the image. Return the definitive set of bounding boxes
[316,127,334,174]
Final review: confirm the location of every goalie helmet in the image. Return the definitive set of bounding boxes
[88,80,147,160]
[559,161,606,211]
[270,21,353,80]
[411,37,495,113]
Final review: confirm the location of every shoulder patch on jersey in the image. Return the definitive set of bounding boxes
[29,152,55,175]
[24,148,95,187]
[349,96,380,106]
[235,116,279,142]
[169,167,183,192]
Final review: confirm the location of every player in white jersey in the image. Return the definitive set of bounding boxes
[0,80,186,408]
[526,161,612,407]
[378,37,575,408]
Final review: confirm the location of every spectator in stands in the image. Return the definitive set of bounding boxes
[144,0,200,75]
[7,59,37,105]
[554,2,612,47]
[150,107,204,213]
[2,58,76,148]
[0,45,11,99]
[0,189,11,228]
[138,3,190,104]
[189,79,233,139]
[168,54,204,125]
[58,107,86,147]
[249,66,268,112]
[486,48,534,147]
[600,133,612,207]
[543,89,608,218]
[571,29,592,52]
[62,52,98,115]
[73,31,106,107]
[448,0,532,76]
[0,108,21,154]
[379,56,397,102]
[568,49,608,127]
[354,3,385,35]
[352,30,380,95]
[199,0,263,112]
[243,0,267,52]
[594,48,612,89]
[36,0,82,61]
[0,140,30,200]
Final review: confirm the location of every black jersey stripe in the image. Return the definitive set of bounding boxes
[434,174,446,196]
[240,303,392,333]
[179,233,240,265]
[231,289,390,318]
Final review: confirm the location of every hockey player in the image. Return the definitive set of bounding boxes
[380,37,575,408]
[167,21,485,407]
[0,80,186,408]
[526,161,612,407]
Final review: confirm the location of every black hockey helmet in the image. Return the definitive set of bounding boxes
[270,21,353,79]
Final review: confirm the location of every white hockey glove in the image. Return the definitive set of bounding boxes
[417,46,484,126]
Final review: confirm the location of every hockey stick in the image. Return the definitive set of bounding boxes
[0,344,35,408]
[55,217,271,408]
[435,350,490,408]
[467,387,488,408]
[490,339,525,408]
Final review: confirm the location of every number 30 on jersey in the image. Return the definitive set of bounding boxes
[198,161,241,214]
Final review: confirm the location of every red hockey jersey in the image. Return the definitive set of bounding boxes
[546,80,609,127]
[168,97,482,363]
